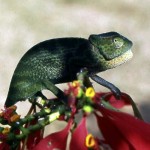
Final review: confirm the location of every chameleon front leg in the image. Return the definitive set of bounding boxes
[89,74,121,98]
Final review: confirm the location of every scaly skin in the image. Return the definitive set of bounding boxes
[5,32,133,107]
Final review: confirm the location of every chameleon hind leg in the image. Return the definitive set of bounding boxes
[35,91,47,100]
[29,80,66,108]
[27,80,65,100]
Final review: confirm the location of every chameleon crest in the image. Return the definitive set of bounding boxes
[5,32,133,107]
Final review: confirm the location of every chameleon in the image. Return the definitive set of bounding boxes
[5,32,133,107]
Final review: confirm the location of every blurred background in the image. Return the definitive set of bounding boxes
[0,0,150,125]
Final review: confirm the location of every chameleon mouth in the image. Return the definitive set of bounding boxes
[106,49,133,68]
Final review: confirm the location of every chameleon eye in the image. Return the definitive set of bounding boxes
[113,37,124,48]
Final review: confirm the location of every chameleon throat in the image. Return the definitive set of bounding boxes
[106,49,133,68]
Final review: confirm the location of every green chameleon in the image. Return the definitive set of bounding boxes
[5,32,133,107]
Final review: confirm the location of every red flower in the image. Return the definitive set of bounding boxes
[70,117,88,150]
[24,119,44,150]
[103,92,131,108]
[1,105,17,122]
[94,92,131,109]
[0,142,10,150]
[65,81,83,98]
[95,106,150,150]
[1,80,149,150]
[33,119,73,150]
[0,105,20,124]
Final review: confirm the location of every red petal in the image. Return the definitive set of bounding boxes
[95,113,133,150]
[22,119,44,150]
[27,129,44,149]
[33,119,73,150]
[70,116,88,150]
[0,142,10,150]
[101,92,131,108]
[96,106,150,150]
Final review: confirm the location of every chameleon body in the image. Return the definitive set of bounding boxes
[5,32,133,107]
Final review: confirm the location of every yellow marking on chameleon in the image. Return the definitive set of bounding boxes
[107,50,133,68]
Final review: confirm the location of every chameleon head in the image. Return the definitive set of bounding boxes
[89,32,133,70]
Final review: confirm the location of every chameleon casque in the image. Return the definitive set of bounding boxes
[5,32,133,107]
